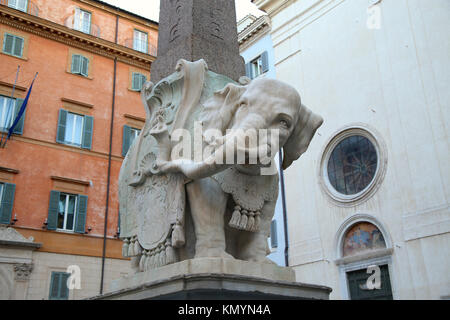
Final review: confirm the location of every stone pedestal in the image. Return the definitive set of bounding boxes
[91,258,331,300]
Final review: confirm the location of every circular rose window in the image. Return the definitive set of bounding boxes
[327,135,378,195]
[320,126,386,205]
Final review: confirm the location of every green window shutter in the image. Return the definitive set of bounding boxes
[261,51,269,73]
[122,125,131,157]
[3,34,14,55]
[81,56,89,77]
[81,115,93,150]
[13,98,25,134]
[59,273,70,299]
[74,195,87,234]
[245,63,252,79]
[0,183,16,225]
[71,54,81,74]
[47,190,60,230]
[56,109,68,144]
[13,36,24,57]
[270,220,278,248]
[49,272,60,299]
[131,73,140,91]
[49,272,70,300]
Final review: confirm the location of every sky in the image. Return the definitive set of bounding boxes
[103,0,265,22]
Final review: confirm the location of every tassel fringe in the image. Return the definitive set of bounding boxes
[228,206,262,232]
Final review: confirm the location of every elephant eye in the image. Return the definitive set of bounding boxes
[280,119,290,128]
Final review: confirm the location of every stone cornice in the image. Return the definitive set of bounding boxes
[78,0,158,30]
[0,166,20,174]
[238,15,271,51]
[253,0,297,17]
[0,5,155,69]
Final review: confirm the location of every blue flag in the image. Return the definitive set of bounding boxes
[7,74,37,140]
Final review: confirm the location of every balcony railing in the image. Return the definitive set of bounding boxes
[124,38,157,57]
[0,0,39,17]
[64,15,101,38]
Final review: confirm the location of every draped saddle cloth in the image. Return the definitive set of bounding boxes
[212,167,279,232]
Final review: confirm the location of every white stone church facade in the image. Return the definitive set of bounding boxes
[253,0,449,299]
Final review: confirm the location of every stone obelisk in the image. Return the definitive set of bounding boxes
[150,0,245,83]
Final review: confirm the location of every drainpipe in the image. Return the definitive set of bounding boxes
[100,14,119,295]
[278,149,289,267]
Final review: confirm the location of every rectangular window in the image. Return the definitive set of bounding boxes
[131,72,147,91]
[71,54,89,77]
[2,33,24,58]
[74,8,91,34]
[246,51,269,79]
[250,56,264,79]
[57,193,77,231]
[7,0,28,12]
[133,29,148,53]
[56,109,93,149]
[47,191,87,233]
[49,272,70,300]
[0,95,15,131]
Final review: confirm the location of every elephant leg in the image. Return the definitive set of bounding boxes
[186,178,233,259]
[236,200,276,263]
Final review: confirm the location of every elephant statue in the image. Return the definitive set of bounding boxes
[118,60,323,272]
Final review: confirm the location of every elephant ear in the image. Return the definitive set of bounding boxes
[282,104,323,170]
[200,83,246,133]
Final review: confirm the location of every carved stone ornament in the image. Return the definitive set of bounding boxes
[119,59,209,272]
[13,263,33,281]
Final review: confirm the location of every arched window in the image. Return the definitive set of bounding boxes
[335,215,395,300]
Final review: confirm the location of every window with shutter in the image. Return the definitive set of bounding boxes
[71,54,89,77]
[56,109,93,149]
[48,192,88,233]
[0,183,16,225]
[131,72,146,91]
[49,272,70,300]
[2,33,24,58]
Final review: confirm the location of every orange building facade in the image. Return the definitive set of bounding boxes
[0,0,157,299]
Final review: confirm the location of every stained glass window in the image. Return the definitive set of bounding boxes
[327,135,377,195]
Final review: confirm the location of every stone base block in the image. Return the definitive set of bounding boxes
[91,258,331,300]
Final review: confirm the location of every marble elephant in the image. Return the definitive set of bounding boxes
[155,77,324,263]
